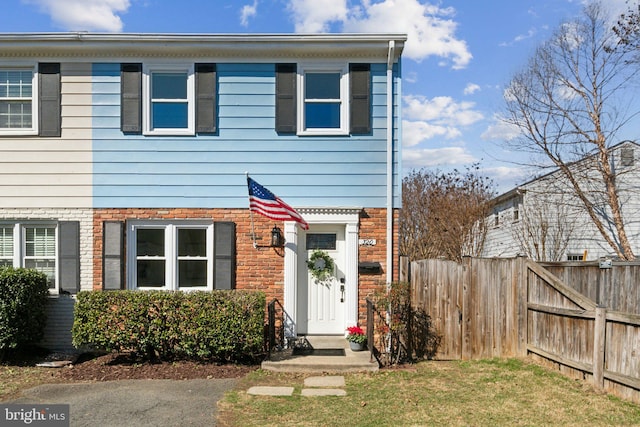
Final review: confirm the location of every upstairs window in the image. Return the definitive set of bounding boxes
[298,66,349,135]
[621,147,634,167]
[151,72,188,129]
[0,68,36,134]
[303,72,342,130]
[143,64,195,135]
[276,63,370,136]
[0,64,60,137]
[298,64,349,135]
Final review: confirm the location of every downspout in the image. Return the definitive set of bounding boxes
[386,40,395,284]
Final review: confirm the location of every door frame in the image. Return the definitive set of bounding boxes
[296,224,346,335]
[283,207,360,337]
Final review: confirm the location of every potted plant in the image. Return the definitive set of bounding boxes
[346,325,367,351]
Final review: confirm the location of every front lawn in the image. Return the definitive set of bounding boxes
[217,358,640,426]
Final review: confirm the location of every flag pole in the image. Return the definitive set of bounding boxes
[246,172,257,249]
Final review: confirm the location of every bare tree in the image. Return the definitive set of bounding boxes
[510,189,576,262]
[502,2,639,260]
[400,165,494,262]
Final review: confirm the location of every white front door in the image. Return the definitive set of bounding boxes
[296,225,346,335]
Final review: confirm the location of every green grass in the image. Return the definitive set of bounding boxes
[0,365,60,401]
[217,358,640,426]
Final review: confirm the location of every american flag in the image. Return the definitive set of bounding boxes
[247,177,309,230]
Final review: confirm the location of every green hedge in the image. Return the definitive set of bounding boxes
[72,290,265,362]
[0,267,49,357]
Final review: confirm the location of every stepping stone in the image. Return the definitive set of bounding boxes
[247,386,294,396]
[304,376,345,388]
[301,388,347,397]
[36,360,73,368]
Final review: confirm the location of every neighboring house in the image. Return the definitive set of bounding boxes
[0,33,406,350]
[483,141,640,262]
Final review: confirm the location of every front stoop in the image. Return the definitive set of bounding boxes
[262,335,379,373]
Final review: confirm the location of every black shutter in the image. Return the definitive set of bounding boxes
[38,63,61,137]
[195,63,217,134]
[214,222,236,290]
[58,221,80,294]
[121,63,142,134]
[275,63,297,134]
[103,221,124,290]
[350,64,371,135]
[621,147,634,167]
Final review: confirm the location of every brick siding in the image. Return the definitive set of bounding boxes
[93,207,398,322]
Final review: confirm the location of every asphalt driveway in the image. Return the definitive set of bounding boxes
[7,378,238,427]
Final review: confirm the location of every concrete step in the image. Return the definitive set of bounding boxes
[262,335,378,373]
[303,335,348,349]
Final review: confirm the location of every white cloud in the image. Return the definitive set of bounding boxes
[23,0,130,32]
[499,28,537,47]
[463,83,480,95]
[402,146,476,169]
[287,0,348,32]
[403,120,460,147]
[484,165,531,193]
[240,0,258,27]
[402,95,483,146]
[485,165,528,182]
[404,95,483,126]
[481,115,521,142]
[287,0,472,69]
[404,71,418,84]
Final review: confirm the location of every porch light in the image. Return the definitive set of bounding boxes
[271,226,284,247]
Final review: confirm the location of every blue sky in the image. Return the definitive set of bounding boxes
[0,0,632,193]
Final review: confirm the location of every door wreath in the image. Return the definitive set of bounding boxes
[306,250,335,281]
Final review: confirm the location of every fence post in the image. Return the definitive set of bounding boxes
[399,255,409,283]
[366,298,375,363]
[461,256,472,360]
[516,255,528,357]
[593,305,606,391]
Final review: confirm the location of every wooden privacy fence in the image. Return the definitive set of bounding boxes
[408,256,640,403]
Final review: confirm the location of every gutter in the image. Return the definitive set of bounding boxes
[386,40,395,284]
[0,32,407,61]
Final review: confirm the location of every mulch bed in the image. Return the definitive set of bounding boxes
[51,352,258,382]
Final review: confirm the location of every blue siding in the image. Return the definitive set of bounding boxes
[92,62,401,208]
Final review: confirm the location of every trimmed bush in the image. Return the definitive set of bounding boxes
[72,290,265,362]
[0,267,49,358]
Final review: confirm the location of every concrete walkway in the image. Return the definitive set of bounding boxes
[248,375,347,397]
[261,336,378,373]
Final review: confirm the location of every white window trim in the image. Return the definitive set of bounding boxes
[127,220,214,291]
[0,64,38,136]
[142,64,195,136]
[297,62,349,136]
[0,221,59,293]
[566,253,585,261]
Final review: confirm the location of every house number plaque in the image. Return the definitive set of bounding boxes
[359,239,376,246]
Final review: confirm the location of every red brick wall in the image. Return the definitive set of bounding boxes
[93,207,398,324]
[356,208,400,325]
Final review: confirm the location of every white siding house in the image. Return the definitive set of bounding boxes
[483,141,640,261]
